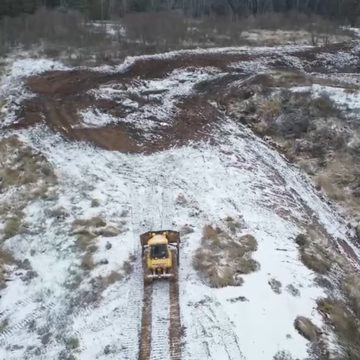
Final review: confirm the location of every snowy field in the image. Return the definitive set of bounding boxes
[0,47,359,360]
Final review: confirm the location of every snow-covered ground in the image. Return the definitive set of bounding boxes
[0,51,358,360]
[291,84,360,112]
[87,68,220,132]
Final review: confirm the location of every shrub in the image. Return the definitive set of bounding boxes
[318,298,360,358]
[268,278,282,294]
[315,174,345,201]
[286,284,300,297]
[180,224,194,235]
[0,248,15,288]
[300,251,331,274]
[81,253,95,271]
[313,93,338,117]
[294,316,321,342]
[295,233,308,247]
[65,336,80,350]
[343,275,360,317]
[73,216,106,229]
[273,350,294,360]
[3,216,22,240]
[202,225,222,242]
[259,97,282,123]
[0,319,9,333]
[122,260,133,275]
[91,198,100,207]
[194,225,259,288]
[105,271,123,285]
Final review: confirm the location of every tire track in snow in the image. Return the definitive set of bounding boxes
[149,281,170,360]
[0,300,56,343]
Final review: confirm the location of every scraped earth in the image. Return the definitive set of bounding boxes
[0,42,360,360]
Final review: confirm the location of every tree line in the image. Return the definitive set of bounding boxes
[0,0,359,25]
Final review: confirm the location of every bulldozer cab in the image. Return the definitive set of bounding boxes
[150,243,168,259]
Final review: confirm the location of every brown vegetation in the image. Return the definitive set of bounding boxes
[65,336,80,350]
[318,298,360,359]
[268,278,282,294]
[193,224,259,288]
[81,253,95,271]
[0,136,57,242]
[0,249,15,288]
[3,215,22,240]
[273,350,294,360]
[0,136,56,189]
[294,316,321,342]
[225,72,360,226]
[295,233,332,275]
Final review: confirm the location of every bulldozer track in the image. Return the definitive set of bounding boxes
[169,252,182,360]
[139,251,181,360]
[138,264,153,360]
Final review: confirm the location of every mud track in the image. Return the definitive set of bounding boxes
[11,42,355,154]
[20,53,254,154]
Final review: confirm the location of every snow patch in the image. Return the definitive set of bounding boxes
[78,108,118,128]
[291,84,360,111]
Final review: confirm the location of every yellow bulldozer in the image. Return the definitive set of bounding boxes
[140,230,180,281]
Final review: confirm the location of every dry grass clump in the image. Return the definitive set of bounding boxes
[286,284,300,297]
[74,230,97,251]
[295,233,308,247]
[315,174,345,201]
[273,350,294,360]
[193,225,259,288]
[300,251,331,275]
[225,216,244,234]
[0,136,56,190]
[72,217,104,250]
[89,254,136,298]
[81,253,95,271]
[0,319,9,333]
[180,224,194,235]
[315,154,355,202]
[313,93,339,117]
[258,97,282,123]
[3,215,22,240]
[0,249,15,288]
[176,193,188,206]
[105,271,123,285]
[73,216,106,229]
[122,260,133,275]
[91,198,100,207]
[268,278,282,294]
[294,316,321,342]
[72,216,124,273]
[0,137,57,241]
[268,70,310,88]
[72,216,123,240]
[295,233,332,275]
[202,224,222,242]
[65,336,80,350]
[318,298,360,358]
[343,275,360,317]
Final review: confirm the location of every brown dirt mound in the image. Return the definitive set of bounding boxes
[8,45,357,154]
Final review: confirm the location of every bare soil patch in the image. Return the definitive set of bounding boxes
[11,46,353,154]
